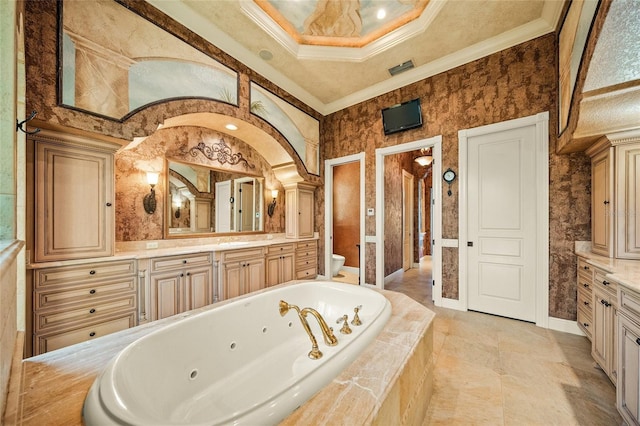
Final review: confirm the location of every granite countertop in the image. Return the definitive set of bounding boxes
[4,284,434,425]
[575,249,640,293]
[27,236,318,269]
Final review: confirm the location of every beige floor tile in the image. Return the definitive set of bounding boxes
[387,258,623,426]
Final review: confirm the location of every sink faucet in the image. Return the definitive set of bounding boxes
[279,300,338,359]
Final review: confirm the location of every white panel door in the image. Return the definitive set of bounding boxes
[467,125,537,322]
[215,180,232,233]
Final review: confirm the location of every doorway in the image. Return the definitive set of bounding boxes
[375,136,443,305]
[324,153,365,284]
[459,112,549,326]
[402,170,414,271]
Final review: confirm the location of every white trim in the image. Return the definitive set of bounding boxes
[324,153,366,285]
[458,112,549,328]
[375,136,442,307]
[440,297,467,312]
[548,317,585,336]
[441,239,459,247]
[384,268,404,285]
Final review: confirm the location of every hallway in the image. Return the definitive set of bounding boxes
[384,258,622,425]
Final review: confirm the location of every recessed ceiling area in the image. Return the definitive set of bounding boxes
[147,0,564,115]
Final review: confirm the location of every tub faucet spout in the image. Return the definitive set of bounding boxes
[279,300,338,360]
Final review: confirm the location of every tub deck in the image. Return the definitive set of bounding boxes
[4,283,435,425]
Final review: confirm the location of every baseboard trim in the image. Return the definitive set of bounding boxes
[384,268,404,285]
[438,297,466,311]
[547,316,585,336]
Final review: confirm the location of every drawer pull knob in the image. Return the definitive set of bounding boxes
[603,281,610,286]
[183,260,187,264]
[186,272,191,276]
[89,308,96,314]
[89,332,96,337]
[583,283,589,288]
[106,202,112,207]
[89,289,96,294]
[89,270,96,275]
[584,301,589,306]
[583,266,589,270]
[583,323,589,327]
[636,338,640,346]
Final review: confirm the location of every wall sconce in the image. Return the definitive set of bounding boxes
[172,196,182,219]
[143,172,159,214]
[267,189,278,217]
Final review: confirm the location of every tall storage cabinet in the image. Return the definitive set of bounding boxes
[587,141,614,257]
[284,183,315,239]
[31,129,120,262]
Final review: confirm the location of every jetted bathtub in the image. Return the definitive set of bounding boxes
[83,281,392,425]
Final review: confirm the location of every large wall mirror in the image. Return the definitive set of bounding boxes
[166,159,264,236]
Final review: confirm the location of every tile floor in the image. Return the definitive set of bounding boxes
[383,257,623,425]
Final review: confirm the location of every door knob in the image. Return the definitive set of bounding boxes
[467,242,473,247]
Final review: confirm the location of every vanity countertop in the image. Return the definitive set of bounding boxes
[576,249,640,293]
[3,283,434,425]
[27,236,318,269]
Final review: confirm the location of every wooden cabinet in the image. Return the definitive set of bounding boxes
[31,129,120,262]
[295,240,318,280]
[616,144,640,259]
[587,138,640,260]
[32,259,137,355]
[577,257,594,340]
[284,183,315,239]
[617,285,640,425]
[216,247,265,300]
[592,267,618,385]
[149,253,213,320]
[587,142,614,257]
[266,243,295,287]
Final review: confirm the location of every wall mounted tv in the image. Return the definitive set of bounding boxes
[381,98,423,135]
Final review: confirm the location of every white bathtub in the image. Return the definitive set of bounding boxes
[82,281,391,425]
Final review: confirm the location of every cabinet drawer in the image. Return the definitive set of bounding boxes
[34,259,136,288]
[35,313,135,354]
[151,252,212,272]
[577,273,593,294]
[577,307,593,340]
[620,287,640,320]
[296,240,317,250]
[577,258,592,275]
[578,287,593,312]
[296,257,316,270]
[267,243,295,255]
[296,267,317,280]
[34,277,136,310]
[219,247,264,262]
[35,295,136,332]
[594,269,617,296]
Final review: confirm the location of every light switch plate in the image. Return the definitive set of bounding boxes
[367,208,375,216]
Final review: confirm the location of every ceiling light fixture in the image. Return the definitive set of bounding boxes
[259,49,273,61]
[414,148,432,166]
[225,123,238,131]
[377,8,386,20]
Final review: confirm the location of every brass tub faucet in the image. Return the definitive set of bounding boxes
[279,300,338,359]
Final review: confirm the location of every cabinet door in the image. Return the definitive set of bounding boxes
[151,272,182,320]
[35,140,114,261]
[265,255,282,287]
[185,266,213,311]
[282,252,295,283]
[616,144,640,259]
[592,287,610,370]
[222,262,243,300]
[246,259,265,294]
[298,189,314,238]
[619,314,640,425]
[591,148,614,257]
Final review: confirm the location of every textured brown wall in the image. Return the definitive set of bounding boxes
[322,34,591,320]
[332,162,360,267]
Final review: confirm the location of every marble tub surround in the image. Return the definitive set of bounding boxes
[3,285,434,425]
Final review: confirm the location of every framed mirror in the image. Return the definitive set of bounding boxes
[166,159,263,236]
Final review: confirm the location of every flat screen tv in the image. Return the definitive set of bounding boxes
[381,98,422,135]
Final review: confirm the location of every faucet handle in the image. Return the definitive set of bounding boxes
[351,305,362,326]
[337,315,352,334]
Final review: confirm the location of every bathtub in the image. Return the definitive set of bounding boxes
[82,281,392,425]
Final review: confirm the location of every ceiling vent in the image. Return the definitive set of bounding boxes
[388,60,415,76]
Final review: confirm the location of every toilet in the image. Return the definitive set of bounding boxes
[331,254,345,277]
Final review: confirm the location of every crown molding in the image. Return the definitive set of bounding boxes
[240,0,446,63]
